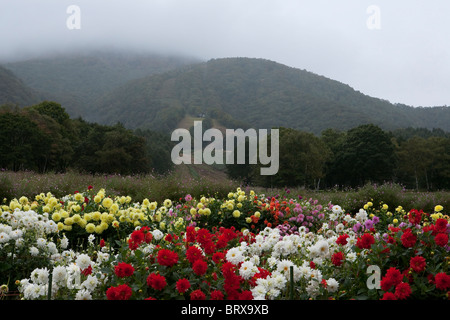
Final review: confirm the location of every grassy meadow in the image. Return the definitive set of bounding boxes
[1,165,449,214]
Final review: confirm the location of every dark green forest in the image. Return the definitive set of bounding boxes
[0,101,174,175]
[1,100,449,191]
[88,57,450,135]
[226,124,450,191]
[3,55,450,136]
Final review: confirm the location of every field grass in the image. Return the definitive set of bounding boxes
[260,183,450,214]
[0,165,237,204]
[1,167,449,214]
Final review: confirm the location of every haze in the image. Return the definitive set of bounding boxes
[1,0,449,107]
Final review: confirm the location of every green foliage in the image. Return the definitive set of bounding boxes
[0,102,173,176]
[87,57,450,135]
[326,124,397,187]
[134,129,174,174]
[225,123,450,192]
[0,110,49,171]
[5,51,199,117]
[0,66,43,107]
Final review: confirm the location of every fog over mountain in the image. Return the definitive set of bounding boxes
[1,0,449,108]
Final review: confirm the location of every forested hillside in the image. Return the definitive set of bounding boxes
[90,57,450,134]
[225,124,450,191]
[0,66,44,107]
[5,51,200,117]
[0,101,173,175]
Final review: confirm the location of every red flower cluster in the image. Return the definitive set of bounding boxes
[114,262,135,278]
[81,265,92,276]
[128,226,153,250]
[157,249,179,267]
[249,267,271,287]
[192,259,208,276]
[434,272,450,291]
[356,233,375,249]
[210,290,225,300]
[186,246,203,264]
[215,227,238,249]
[190,289,206,300]
[147,273,167,291]
[400,229,417,248]
[380,267,403,292]
[336,234,349,246]
[106,284,133,300]
[380,267,411,300]
[409,256,426,273]
[175,278,191,294]
[220,262,252,300]
[408,209,423,225]
[434,218,449,234]
[434,233,448,247]
[331,251,345,266]
[212,251,225,264]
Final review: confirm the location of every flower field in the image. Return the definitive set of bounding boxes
[0,186,449,300]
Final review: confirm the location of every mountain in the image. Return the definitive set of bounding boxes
[3,54,450,135]
[5,50,200,118]
[0,65,45,107]
[89,57,450,134]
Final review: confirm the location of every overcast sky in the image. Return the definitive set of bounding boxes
[1,0,449,107]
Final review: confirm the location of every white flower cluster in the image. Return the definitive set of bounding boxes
[1,209,60,260]
[18,234,111,300]
[223,226,345,300]
[1,209,58,243]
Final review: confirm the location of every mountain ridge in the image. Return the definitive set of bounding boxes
[2,53,449,135]
[4,51,200,117]
[88,57,450,134]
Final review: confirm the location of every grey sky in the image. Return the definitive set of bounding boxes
[1,0,449,107]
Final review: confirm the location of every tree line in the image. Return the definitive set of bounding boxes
[226,124,450,191]
[0,101,174,175]
[2,101,449,191]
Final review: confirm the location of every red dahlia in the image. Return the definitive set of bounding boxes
[401,229,417,248]
[381,292,397,300]
[129,229,145,250]
[408,209,422,225]
[192,259,208,276]
[394,282,411,300]
[238,290,254,300]
[157,249,179,267]
[434,233,449,247]
[331,251,345,266]
[186,246,204,264]
[190,289,206,300]
[196,229,213,246]
[384,267,404,287]
[409,256,426,273]
[336,234,349,246]
[185,226,197,243]
[114,262,135,278]
[435,219,448,234]
[147,273,167,290]
[106,284,133,300]
[212,251,225,264]
[356,233,375,249]
[175,278,191,294]
[210,290,224,300]
[435,272,450,291]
